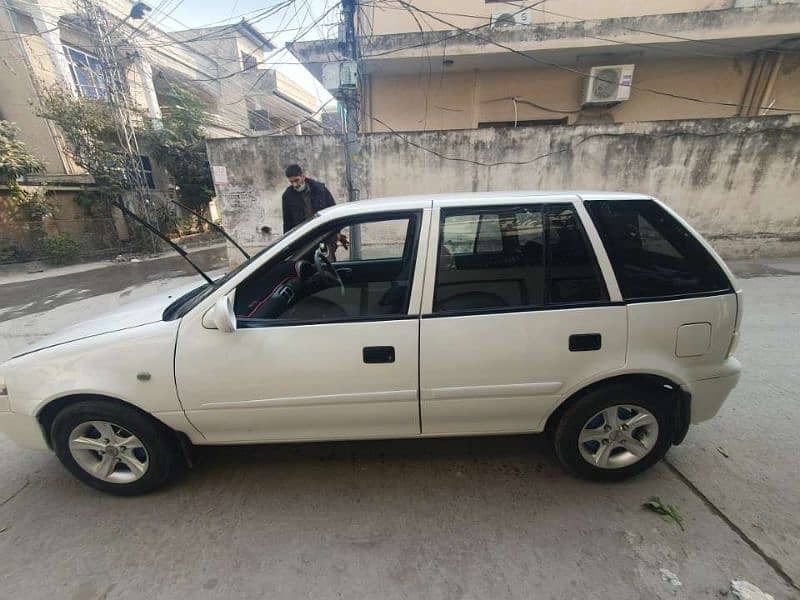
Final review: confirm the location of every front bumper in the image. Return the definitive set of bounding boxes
[689,357,742,423]
[0,412,49,450]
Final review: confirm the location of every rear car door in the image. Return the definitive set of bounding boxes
[175,209,430,443]
[419,197,627,434]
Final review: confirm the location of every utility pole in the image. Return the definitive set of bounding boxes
[340,0,361,257]
[78,0,158,252]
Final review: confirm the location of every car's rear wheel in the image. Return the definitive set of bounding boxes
[553,383,675,481]
[51,400,181,495]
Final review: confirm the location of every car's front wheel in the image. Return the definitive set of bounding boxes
[51,399,181,495]
[553,383,675,481]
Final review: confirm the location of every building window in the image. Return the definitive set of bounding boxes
[241,51,258,72]
[248,109,271,131]
[139,155,156,189]
[63,45,108,99]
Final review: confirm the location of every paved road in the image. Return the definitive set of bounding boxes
[0,260,798,599]
[0,246,227,323]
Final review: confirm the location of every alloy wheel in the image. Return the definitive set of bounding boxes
[68,420,150,483]
[577,405,659,469]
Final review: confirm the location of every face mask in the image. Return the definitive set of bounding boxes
[293,182,307,192]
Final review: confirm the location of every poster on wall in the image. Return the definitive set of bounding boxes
[211,165,228,186]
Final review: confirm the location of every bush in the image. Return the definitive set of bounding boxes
[0,245,19,264]
[42,233,81,265]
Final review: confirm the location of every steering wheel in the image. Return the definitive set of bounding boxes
[313,244,345,295]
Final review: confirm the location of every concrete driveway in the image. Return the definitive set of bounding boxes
[0,260,798,599]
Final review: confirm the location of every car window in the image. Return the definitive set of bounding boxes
[234,213,420,323]
[545,204,609,304]
[584,199,732,300]
[476,214,502,253]
[339,218,410,261]
[433,203,607,313]
[441,213,479,254]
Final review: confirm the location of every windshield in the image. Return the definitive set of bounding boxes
[161,233,290,321]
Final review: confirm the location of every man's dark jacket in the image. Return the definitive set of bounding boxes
[281,178,335,233]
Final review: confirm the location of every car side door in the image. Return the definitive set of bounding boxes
[419,198,627,435]
[174,208,430,443]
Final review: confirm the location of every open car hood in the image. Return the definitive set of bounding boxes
[11,281,203,359]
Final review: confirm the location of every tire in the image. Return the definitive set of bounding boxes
[51,399,182,496]
[553,383,675,481]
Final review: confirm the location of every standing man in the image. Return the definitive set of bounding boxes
[282,164,332,230]
[281,164,347,256]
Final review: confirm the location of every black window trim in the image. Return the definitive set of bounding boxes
[238,313,420,328]
[421,300,627,320]
[234,209,423,328]
[431,202,610,316]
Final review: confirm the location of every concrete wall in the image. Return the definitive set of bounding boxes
[361,0,800,35]
[364,53,800,132]
[207,115,800,261]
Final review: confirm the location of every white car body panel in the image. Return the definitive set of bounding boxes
[176,319,421,443]
[0,191,742,453]
[2,320,198,447]
[420,306,628,434]
[11,281,200,359]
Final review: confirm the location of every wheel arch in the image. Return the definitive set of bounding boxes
[36,393,188,453]
[543,373,691,444]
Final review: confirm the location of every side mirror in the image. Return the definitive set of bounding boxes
[204,294,237,333]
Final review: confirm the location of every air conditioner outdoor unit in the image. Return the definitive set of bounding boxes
[490,9,532,27]
[583,64,635,104]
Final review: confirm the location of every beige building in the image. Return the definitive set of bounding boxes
[0,0,322,185]
[290,0,800,131]
[0,0,323,259]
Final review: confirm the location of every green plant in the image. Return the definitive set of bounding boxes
[41,232,81,265]
[0,245,19,263]
[38,89,150,250]
[0,120,45,185]
[14,186,54,221]
[140,86,214,217]
[38,88,127,208]
[642,497,684,531]
[1,120,48,224]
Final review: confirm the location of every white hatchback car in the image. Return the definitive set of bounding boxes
[0,192,742,495]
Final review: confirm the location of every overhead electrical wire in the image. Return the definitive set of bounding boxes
[389,0,800,114]
[1,0,329,137]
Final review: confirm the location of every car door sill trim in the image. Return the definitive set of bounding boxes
[198,389,418,410]
[424,382,563,400]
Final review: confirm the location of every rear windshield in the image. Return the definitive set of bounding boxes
[584,199,732,301]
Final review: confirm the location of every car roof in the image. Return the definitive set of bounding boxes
[318,191,652,216]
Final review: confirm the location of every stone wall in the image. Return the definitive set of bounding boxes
[206,115,800,261]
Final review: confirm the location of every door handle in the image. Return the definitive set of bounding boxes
[363,346,395,363]
[569,333,602,352]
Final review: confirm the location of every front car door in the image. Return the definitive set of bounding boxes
[175,205,430,443]
[419,196,627,434]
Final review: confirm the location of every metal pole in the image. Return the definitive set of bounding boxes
[341,0,361,258]
[79,0,159,253]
